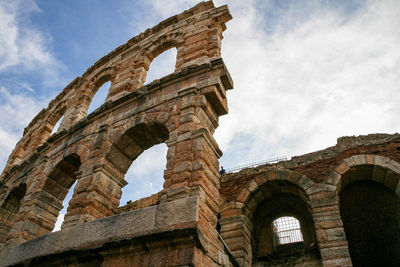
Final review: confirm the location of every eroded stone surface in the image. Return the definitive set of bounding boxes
[0,0,399,266]
[0,1,234,266]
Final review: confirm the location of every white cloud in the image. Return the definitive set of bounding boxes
[138,0,198,21]
[0,0,64,87]
[0,86,47,171]
[214,0,400,167]
[128,0,400,169]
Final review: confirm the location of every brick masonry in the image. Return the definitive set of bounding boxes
[0,1,399,267]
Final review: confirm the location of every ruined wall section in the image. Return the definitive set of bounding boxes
[1,1,231,179]
[221,133,400,202]
[219,133,400,266]
[0,4,233,265]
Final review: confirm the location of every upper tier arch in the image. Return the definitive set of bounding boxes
[0,1,233,249]
[1,1,232,178]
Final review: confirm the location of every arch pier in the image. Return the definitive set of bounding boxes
[1,1,399,266]
[0,2,234,266]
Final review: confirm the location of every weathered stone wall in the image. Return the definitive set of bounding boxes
[0,2,237,266]
[219,133,400,266]
[117,191,162,213]
[0,196,213,266]
[0,1,399,266]
[0,1,232,175]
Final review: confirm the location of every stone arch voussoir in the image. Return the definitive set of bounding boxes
[87,66,116,99]
[43,152,82,180]
[142,32,184,62]
[236,168,316,215]
[0,182,27,209]
[109,111,173,145]
[104,112,171,175]
[324,154,400,196]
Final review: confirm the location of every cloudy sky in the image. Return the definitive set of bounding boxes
[1,0,399,230]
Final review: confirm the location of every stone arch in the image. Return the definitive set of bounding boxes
[0,183,26,244]
[220,169,319,266]
[62,67,116,125]
[3,154,82,245]
[20,101,67,162]
[323,154,400,195]
[106,122,170,176]
[47,102,67,133]
[133,33,184,88]
[85,67,116,111]
[1,98,69,171]
[247,178,319,265]
[119,111,174,140]
[59,119,171,230]
[40,154,82,230]
[143,32,183,64]
[235,168,316,210]
[325,154,400,266]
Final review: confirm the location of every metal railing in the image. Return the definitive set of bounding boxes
[273,216,304,246]
[275,228,303,245]
[226,156,287,173]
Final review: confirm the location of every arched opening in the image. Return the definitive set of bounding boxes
[120,143,167,206]
[0,184,26,244]
[145,48,177,84]
[50,115,64,135]
[272,216,304,246]
[340,167,400,267]
[251,180,319,265]
[106,123,169,209]
[88,81,111,114]
[42,154,81,232]
[53,180,77,232]
[47,103,67,136]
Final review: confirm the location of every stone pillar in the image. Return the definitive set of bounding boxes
[62,163,127,230]
[157,79,230,264]
[5,189,63,247]
[311,194,352,267]
[2,159,64,247]
[178,9,231,70]
[219,214,252,267]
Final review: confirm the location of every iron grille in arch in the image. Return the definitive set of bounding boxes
[273,216,303,245]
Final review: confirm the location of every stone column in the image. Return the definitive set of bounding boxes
[5,189,63,247]
[2,159,64,247]
[311,194,352,267]
[219,214,253,267]
[62,163,127,230]
[158,77,229,264]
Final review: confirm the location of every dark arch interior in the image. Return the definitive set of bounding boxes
[251,181,319,265]
[42,154,81,231]
[0,184,27,243]
[340,180,400,267]
[44,154,81,198]
[106,123,169,174]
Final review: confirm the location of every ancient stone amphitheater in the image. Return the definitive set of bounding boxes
[0,1,399,266]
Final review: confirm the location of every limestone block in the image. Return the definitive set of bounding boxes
[374,155,390,168]
[326,228,346,241]
[155,196,199,229]
[334,162,350,175]
[320,246,350,261]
